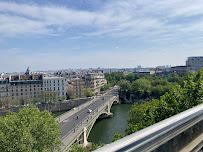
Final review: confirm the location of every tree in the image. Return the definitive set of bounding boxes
[126,69,203,135]
[84,88,94,97]
[132,78,151,99]
[0,105,62,152]
[125,73,135,83]
[69,95,75,99]
[112,133,125,142]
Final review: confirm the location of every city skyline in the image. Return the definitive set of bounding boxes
[0,0,203,72]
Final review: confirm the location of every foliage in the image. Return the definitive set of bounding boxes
[69,144,89,152]
[112,133,125,142]
[40,91,58,103]
[91,143,105,151]
[126,69,203,135]
[69,143,105,152]
[84,88,95,97]
[126,99,159,134]
[0,105,62,152]
[105,72,186,100]
[69,95,75,99]
[100,83,112,91]
[131,78,151,99]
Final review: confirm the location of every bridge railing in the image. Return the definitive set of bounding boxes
[56,87,116,123]
[94,103,203,152]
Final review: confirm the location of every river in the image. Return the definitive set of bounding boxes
[88,104,132,144]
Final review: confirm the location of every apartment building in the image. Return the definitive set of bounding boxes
[66,71,107,98]
[43,77,66,98]
[186,56,203,73]
[9,69,43,101]
[85,73,107,95]
[0,78,10,104]
[66,77,86,98]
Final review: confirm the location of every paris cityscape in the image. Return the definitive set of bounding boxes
[0,0,203,152]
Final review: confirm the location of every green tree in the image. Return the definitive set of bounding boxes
[69,144,89,152]
[126,69,203,135]
[112,133,125,142]
[69,95,75,99]
[132,78,151,99]
[0,105,62,152]
[125,73,135,83]
[84,88,94,97]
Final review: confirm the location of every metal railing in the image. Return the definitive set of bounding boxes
[94,103,203,152]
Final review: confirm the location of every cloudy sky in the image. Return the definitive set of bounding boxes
[0,0,203,72]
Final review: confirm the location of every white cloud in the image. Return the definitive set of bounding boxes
[0,0,203,40]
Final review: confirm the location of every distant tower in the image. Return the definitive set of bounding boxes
[25,67,31,75]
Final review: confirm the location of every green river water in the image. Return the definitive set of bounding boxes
[88,104,132,144]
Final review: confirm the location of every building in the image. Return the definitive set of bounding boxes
[170,66,188,76]
[66,71,107,98]
[0,78,10,106]
[9,68,43,102]
[43,77,66,101]
[66,77,86,98]
[85,72,107,95]
[186,56,203,73]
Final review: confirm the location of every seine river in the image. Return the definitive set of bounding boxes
[88,104,132,144]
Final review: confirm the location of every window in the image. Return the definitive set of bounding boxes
[58,87,60,90]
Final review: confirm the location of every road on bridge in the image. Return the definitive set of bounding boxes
[59,86,119,142]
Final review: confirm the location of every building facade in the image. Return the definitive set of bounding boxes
[186,56,203,73]
[170,66,188,76]
[0,78,10,106]
[9,72,43,102]
[43,77,66,101]
[66,71,107,98]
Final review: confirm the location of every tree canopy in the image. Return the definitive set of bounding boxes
[126,69,203,135]
[0,105,62,152]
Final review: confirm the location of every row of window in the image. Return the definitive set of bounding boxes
[44,80,64,83]
[12,91,41,96]
[44,87,65,91]
[10,85,42,89]
[11,88,43,92]
[44,83,64,87]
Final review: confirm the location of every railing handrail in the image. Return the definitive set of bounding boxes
[94,103,203,152]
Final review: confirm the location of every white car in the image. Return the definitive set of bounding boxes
[87,109,92,113]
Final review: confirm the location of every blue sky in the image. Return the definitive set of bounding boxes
[0,0,203,72]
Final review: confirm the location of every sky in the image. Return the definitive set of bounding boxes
[0,0,203,73]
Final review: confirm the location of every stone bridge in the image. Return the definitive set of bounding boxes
[57,87,120,151]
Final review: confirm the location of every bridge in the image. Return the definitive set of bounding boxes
[56,86,120,151]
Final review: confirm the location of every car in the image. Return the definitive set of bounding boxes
[87,109,92,113]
